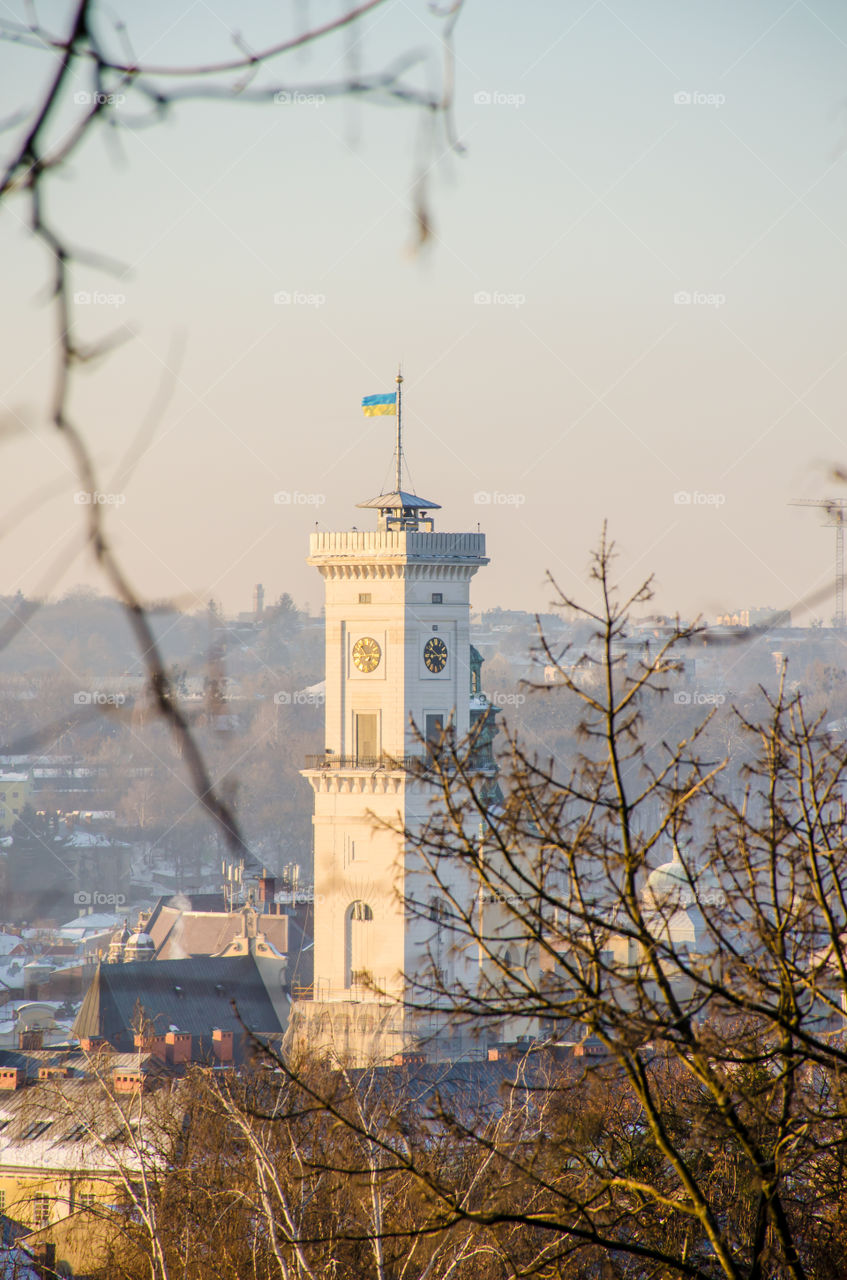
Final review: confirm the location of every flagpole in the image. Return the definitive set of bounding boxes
[395,368,403,493]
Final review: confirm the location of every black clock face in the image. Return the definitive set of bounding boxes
[424,636,448,673]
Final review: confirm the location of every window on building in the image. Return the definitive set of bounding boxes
[0,1188,5,1214]
[358,593,371,604]
[354,713,378,764]
[425,714,450,763]
[344,836,365,867]
[76,1192,97,1212]
[431,592,442,604]
[21,1120,52,1140]
[429,897,446,925]
[32,1194,50,1228]
[345,901,374,987]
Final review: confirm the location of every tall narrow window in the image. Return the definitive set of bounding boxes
[354,713,378,764]
[425,714,445,764]
[345,901,374,986]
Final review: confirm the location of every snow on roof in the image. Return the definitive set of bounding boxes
[65,831,114,847]
[59,913,124,936]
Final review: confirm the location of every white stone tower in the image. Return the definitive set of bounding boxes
[295,376,491,1064]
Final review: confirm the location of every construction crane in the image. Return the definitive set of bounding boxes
[790,498,847,628]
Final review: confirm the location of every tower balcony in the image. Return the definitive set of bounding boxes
[308,529,487,565]
[303,750,496,774]
[304,753,419,771]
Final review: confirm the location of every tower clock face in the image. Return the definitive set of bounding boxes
[352,636,381,673]
[423,636,448,673]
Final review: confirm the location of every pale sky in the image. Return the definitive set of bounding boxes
[2,0,847,624]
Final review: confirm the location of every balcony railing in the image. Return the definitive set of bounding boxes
[304,754,419,771]
[304,751,496,772]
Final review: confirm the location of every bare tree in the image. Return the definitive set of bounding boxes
[254,530,847,1280]
[0,0,466,867]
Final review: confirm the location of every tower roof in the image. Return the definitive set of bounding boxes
[356,490,440,512]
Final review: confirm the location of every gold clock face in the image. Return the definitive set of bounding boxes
[424,636,448,673]
[352,636,381,673]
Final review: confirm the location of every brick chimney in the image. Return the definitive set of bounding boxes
[257,869,276,909]
[0,1068,20,1090]
[212,1028,233,1064]
[165,1031,192,1065]
[80,1036,107,1054]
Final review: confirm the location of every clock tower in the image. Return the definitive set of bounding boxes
[292,377,494,1065]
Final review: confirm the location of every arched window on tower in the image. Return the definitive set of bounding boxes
[427,896,448,986]
[345,901,374,988]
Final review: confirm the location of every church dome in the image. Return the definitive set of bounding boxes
[643,852,697,911]
[641,847,724,954]
[107,918,131,963]
[124,931,155,962]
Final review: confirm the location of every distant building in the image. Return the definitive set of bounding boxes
[73,948,288,1058]
[135,882,312,992]
[0,1053,180,1270]
[0,774,29,832]
[75,896,294,1056]
[716,607,791,629]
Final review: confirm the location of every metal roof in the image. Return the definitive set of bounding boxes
[73,955,288,1051]
[356,490,440,511]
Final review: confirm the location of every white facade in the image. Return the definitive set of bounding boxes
[302,522,489,1019]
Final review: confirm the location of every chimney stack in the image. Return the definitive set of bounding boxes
[254,583,265,618]
[258,869,276,908]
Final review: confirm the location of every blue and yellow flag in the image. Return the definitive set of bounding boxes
[362,393,397,417]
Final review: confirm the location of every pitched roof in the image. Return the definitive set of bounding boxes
[73,955,288,1051]
[356,489,440,511]
[148,905,288,961]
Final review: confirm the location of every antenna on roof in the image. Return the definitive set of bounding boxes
[394,367,403,494]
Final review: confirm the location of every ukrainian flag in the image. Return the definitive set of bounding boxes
[362,392,397,417]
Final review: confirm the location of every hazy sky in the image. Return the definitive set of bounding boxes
[2,0,847,624]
